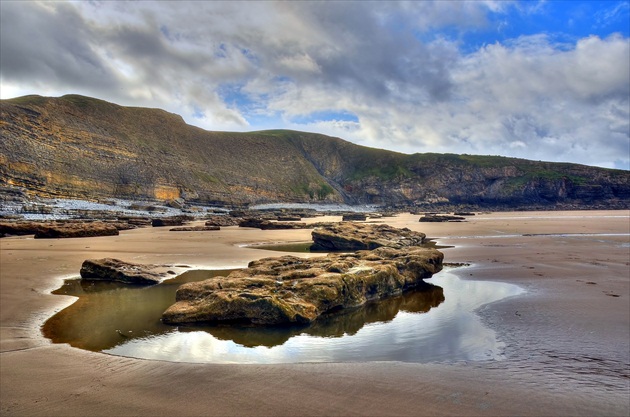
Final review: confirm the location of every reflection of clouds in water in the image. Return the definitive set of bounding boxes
[106,270,524,364]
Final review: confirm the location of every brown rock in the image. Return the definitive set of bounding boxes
[162,246,443,325]
[0,221,51,237]
[80,258,179,285]
[169,226,220,232]
[239,218,308,230]
[311,222,426,251]
[419,214,465,222]
[152,217,186,227]
[34,222,119,238]
[342,213,367,221]
[204,216,240,227]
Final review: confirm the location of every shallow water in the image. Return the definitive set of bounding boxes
[43,267,524,364]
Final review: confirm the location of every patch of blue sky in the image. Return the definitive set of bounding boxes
[217,82,285,129]
[289,110,359,125]
[191,105,205,119]
[418,1,629,54]
[218,82,260,111]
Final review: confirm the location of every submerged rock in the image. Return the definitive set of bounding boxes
[311,222,426,251]
[162,246,443,325]
[80,258,183,285]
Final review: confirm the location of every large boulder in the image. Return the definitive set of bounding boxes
[162,246,443,325]
[311,223,426,251]
[80,258,184,285]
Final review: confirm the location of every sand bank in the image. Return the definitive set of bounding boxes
[1,211,628,416]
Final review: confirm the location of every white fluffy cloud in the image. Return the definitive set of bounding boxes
[1,1,628,169]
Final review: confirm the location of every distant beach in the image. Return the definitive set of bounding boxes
[1,211,628,416]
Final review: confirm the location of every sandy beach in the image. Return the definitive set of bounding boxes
[1,211,628,416]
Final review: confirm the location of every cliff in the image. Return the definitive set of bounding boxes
[1,94,628,209]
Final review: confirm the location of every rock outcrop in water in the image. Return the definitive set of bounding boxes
[162,223,440,326]
[202,284,445,347]
[80,258,186,285]
[162,246,443,325]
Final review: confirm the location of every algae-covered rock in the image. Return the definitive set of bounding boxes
[162,246,443,325]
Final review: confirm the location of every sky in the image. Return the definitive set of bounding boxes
[1,1,629,170]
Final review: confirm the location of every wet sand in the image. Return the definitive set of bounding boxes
[1,211,628,416]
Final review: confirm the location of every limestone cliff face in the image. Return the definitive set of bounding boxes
[1,94,629,208]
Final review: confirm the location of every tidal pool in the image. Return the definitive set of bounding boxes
[43,266,524,364]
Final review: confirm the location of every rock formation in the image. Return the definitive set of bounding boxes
[204,216,240,227]
[199,284,445,347]
[34,222,120,238]
[419,214,466,222]
[80,258,186,285]
[169,226,220,232]
[162,223,441,326]
[162,246,443,325]
[310,222,426,251]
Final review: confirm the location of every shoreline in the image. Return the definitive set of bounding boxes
[1,210,629,416]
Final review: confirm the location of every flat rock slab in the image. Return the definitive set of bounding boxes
[1,221,121,238]
[35,222,120,238]
[80,258,188,285]
[169,226,220,232]
[238,218,334,230]
[311,223,426,251]
[419,214,466,222]
[162,246,443,325]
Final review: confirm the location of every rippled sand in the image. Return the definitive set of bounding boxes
[1,210,628,416]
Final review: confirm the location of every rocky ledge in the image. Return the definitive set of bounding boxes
[162,245,443,326]
[80,258,189,285]
[0,221,120,238]
[311,222,426,251]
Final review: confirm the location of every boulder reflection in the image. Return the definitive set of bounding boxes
[180,284,445,347]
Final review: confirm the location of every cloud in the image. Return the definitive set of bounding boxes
[0,1,628,169]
